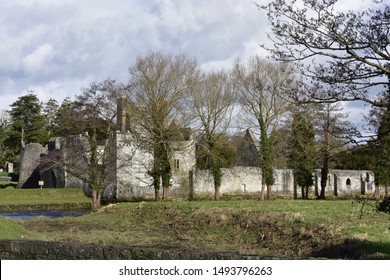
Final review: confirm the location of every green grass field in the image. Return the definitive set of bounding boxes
[0,187,90,205]
[0,188,389,259]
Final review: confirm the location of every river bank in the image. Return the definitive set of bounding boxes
[0,202,91,212]
[1,190,389,259]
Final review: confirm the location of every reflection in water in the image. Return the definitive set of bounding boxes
[0,210,88,220]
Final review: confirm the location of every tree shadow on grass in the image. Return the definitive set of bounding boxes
[312,238,390,259]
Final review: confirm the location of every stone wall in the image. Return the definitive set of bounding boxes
[314,170,375,195]
[191,168,375,196]
[18,136,91,190]
[17,143,48,189]
[192,167,294,196]
[169,139,196,196]
[114,131,154,199]
[0,240,277,260]
[114,131,196,200]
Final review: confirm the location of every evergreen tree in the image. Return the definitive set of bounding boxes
[43,98,59,137]
[332,145,375,171]
[374,105,390,197]
[289,111,316,199]
[0,111,10,167]
[55,97,81,137]
[5,93,48,162]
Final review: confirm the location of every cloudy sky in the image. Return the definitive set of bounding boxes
[0,0,381,129]
[0,0,270,111]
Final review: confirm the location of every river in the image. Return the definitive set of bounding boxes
[0,209,88,220]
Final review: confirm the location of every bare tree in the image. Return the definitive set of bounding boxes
[45,79,123,210]
[127,52,200,200]
[259,0,390,107]
[191,70,236,200]
[315,101,354,198]
[232,56,296,200]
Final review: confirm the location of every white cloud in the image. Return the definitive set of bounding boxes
[0,0,270,109]
[22,43,54,75]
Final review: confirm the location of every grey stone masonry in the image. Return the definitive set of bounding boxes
[112,131,196,199]
[17,143,48,188]
[190,168,375,196]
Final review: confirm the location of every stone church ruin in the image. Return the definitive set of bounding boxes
[17,105,375,199]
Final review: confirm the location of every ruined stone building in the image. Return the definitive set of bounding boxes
[190,130,375,197]
[17,136,89,191]
[17,104,375,199]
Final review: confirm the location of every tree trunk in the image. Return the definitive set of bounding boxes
[259,183,266,201]
[319,164,328,199]
[153,173,161,201]
[301,186,305,199]
[373,186,380,200]
[154,187,160,201]
[188,170,194,200]
[267,184,272,199]
[305,186,309,199]
[293,180,298,200]
[91,191,101,211]
[319,185,326,199]
[210,155,222,201]
[214,187,220,201]
[161,171,170,200]
[314,175,319,197]
[162,186,169,201]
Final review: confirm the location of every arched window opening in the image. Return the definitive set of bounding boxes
[346,178,351,190]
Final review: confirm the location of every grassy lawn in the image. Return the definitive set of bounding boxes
[0,189,389,259]
[0,187,91,205]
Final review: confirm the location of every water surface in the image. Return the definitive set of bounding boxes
[0,209,88,220]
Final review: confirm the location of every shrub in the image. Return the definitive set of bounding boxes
[0,182,17,189]
[376,196,390,214]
